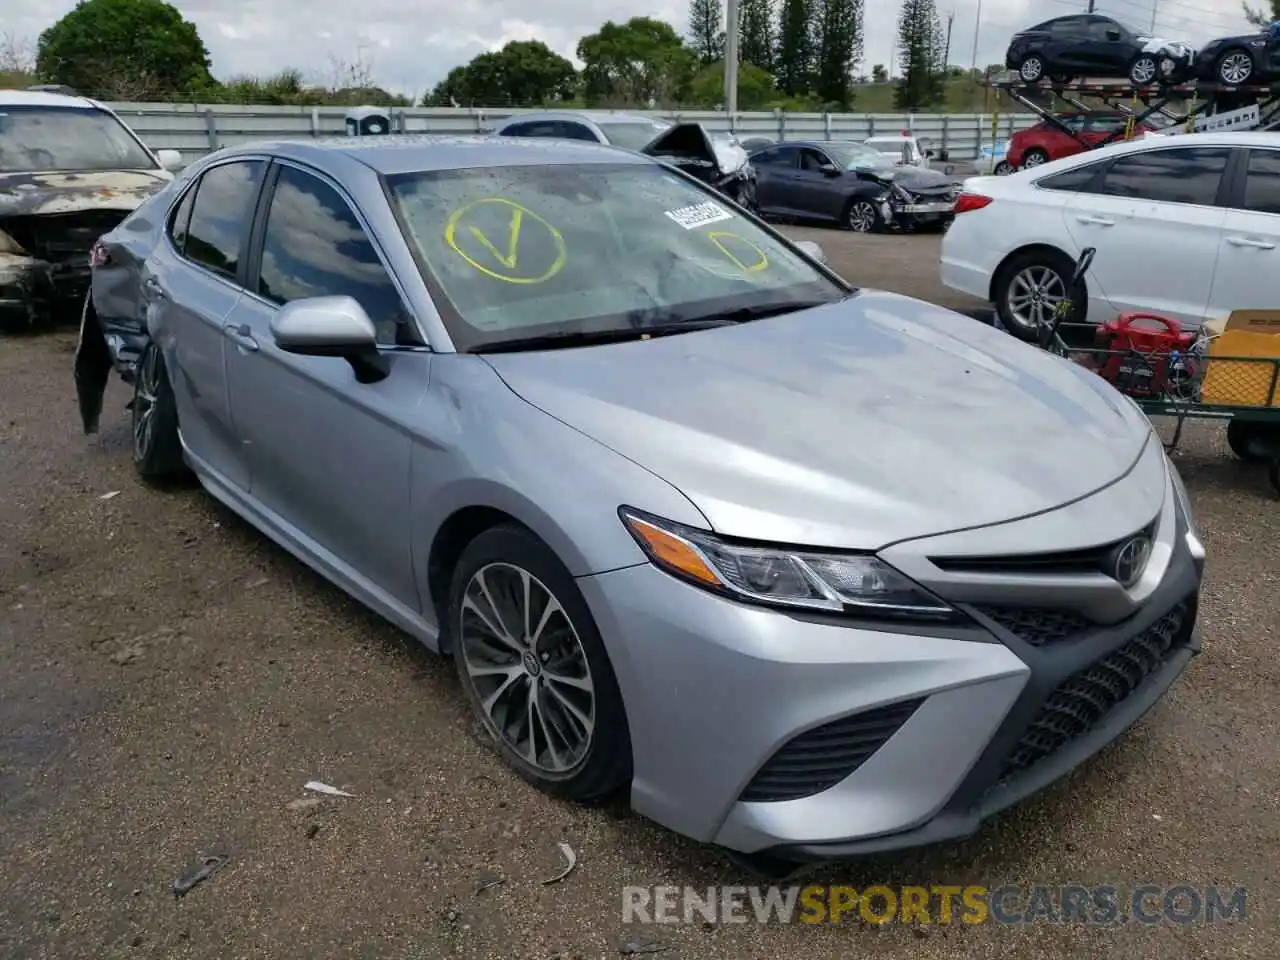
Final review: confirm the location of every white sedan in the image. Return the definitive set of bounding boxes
[940,130,1280,340]
[862,134,933,169]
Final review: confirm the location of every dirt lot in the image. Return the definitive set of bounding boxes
[1,231,1276,959]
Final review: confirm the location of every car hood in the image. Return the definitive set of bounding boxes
[483,290,1152,549]
[0,169,170,218]
[641,123,748,178]
[874,165,952,189]
[1136,35,1195,57]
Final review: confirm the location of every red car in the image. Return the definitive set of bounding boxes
[1008,111,1158,169]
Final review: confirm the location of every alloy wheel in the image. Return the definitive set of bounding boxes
[847,201,877,232]
[132,346,161,460]
[1022,151,1048,168]
[1219,53,1252,85]
[1006,265,1067,333]
[458,562,595,775]
[1130,57,1157,85]
[1019,57,1043,83]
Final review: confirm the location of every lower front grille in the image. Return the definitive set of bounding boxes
[740,698,924,803]
[997,599,1192,782]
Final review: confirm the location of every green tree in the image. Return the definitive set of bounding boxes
[813,0,864,108]
[688,0,725,64]
[894,0,945,111]
[871,63,888,82]
[739,0,775,72]
[577,17,697,106]
[36,0,213,98]
[1243,0,1280,27]
[689,58,777,107]
[774,0,814,96]
[423,40,577,107]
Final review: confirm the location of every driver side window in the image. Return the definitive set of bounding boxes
[800,149,829,171]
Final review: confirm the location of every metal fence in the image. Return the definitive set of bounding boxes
[104,103,1041,166]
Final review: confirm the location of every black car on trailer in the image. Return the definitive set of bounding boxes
[1005,13,1195,87]
[1194,29,1280,86]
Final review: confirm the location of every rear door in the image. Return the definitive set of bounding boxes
[142,157,267,490]
[1206,146,1280,317]
[750,145,803,215]
[1047,16,1092,70]
[1063,144,1231,327]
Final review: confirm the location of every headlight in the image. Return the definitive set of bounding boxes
[619,508,953,618]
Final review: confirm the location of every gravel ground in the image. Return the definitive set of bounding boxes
[1,231,1276,959]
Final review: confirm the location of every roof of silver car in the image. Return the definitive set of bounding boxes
[494,110,666,126]
[214,134,652,174]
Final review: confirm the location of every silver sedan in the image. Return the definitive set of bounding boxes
[74,134,1204,870]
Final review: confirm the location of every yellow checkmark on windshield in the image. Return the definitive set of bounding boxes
[468,206,523,269]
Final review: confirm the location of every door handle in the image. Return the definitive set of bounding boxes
[223,322,259,352]
[142,277,168,298]
[1075,215,1115,226]
[1226,235,1276,249]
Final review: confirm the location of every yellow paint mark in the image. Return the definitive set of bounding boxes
[706,231,769,274]
[444,197,565,284]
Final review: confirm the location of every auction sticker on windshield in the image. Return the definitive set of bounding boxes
[664,201,734,230]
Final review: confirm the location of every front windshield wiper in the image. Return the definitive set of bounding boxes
[472,319,739,354]
[683,298,839,325]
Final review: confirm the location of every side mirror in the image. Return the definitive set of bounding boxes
[270,296,389,383]
[925,149,936,158]
[1106,29,1121,40]
[155,149,183,172]
[818,163,841,177]
[794,239,827,265]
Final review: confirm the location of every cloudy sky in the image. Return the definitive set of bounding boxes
[7,0,1257,99]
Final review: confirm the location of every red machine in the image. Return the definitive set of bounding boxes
[1094,313,1195,398]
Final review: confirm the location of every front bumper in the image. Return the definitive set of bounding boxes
[580,451,1202,859]
[0,255,92,328]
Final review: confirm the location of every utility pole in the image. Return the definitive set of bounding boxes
[944,10,955,69]
[1087,0,1095,11]
[970,0,983,69]
[1149,0,1158,31]
[724,0,740,114]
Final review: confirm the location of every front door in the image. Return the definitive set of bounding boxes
[795,147,847,220]
[1064,145,1231,328]
[223,161,427,610]
[147,158,267,490]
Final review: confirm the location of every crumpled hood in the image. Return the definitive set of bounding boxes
[0,170,170,218]
[1137,35,1196,59]
[484,291,1153,549]
[876,165,953,190]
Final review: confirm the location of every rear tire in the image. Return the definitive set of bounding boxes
[1217,49,1255,85]
[1021,148,1050,168]
[131,341,187,482]
[1018,55,1046,84]
[1226,419,1280,464]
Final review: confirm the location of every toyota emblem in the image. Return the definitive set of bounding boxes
[1111,535,1152,588]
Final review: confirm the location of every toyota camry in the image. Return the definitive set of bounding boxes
[73,134,1204,870]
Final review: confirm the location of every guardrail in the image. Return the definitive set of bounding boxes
[103,103,1040,166]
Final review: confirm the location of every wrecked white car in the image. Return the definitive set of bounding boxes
[0,89,182,329]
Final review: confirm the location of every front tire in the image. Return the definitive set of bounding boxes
[131,341,186,481]
[1129,54,1159,87]
[449,524,631,802]
[994,160,1013,175]
[844,198,882,233]
[994,249,1081,342]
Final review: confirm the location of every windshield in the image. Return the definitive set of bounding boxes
[386,161,847,351]
[863,139,909,155]
[0,105,157,174]
[597,121,670,151]
[821,141,892,169]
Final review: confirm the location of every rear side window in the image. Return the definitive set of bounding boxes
[1095,147,1230,206]
[1242,149,1280,215]
[1036,161,1107,192]
[167,184,197,252]
[753,146,798,167]
[552,122,598,141]
[183,160,265,279]
[499,122,533,136]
